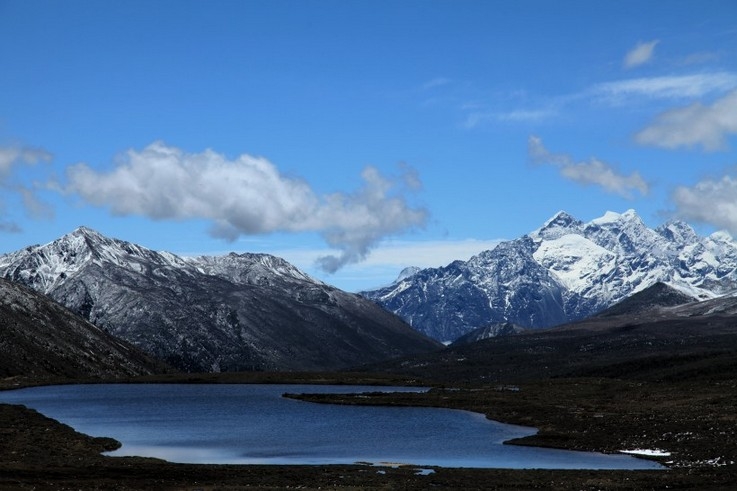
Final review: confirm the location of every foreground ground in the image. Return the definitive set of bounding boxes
[1,372,736,490]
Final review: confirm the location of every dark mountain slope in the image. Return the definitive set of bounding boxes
[450,322,525,347]
[0,228,441,372]
[0,278,167,379]
[362,285,737,384]
[595,282,697,318]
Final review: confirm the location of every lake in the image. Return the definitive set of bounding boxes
[0,384,662,469]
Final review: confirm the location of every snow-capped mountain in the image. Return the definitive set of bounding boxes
[0,277,167,379]
[0,227,441,372]
[362,210,737,342]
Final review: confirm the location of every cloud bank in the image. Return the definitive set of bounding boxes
[672,173,737,235]
[635,89,737,151]
[528,136,648,199]
[624,40,659,69]
[64,141,428,272]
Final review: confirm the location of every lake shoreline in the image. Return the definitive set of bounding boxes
[1,383,659,470]
[1,372,735,489]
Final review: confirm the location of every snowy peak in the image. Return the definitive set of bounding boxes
[0,226,197,294]
[189,251,317,286]
[709,230,736,244]
[533,210,583,240]
[395,266,421,283]
[656,220,699,247]
[590,209,638,224]
[362,209,737,342]
[0,227,320,295]
[0,228,441,372]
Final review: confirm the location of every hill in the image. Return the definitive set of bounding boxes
[362,283,737,384]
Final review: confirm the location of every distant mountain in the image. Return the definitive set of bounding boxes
[0,228,441,372]
[364,284,737,384]
[362,210,737,342]
[0,278,167,379]
[595,282,696,318]
[451,322,525,347]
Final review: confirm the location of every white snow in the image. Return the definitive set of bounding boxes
[619,449,671,457]
[532,234,616,293]
[590,210,624,225]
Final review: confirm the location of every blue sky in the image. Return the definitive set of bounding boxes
[1,0,736,291]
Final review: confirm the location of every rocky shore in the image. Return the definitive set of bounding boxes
[1,372,735,490]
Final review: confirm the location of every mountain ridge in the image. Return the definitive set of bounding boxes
[362,209,737,342]
[0,228,441,372]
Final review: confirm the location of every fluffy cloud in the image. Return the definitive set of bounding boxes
[64,141,428,272]
[635,89,737,151]
[528,136,648,199]
[672,173,737,235]
[624,40,659,69]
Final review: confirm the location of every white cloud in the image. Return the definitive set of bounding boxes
[679,51,720,66]
[635,89,737,151]
[64,141,428,272]
[529,136,649,199]
[277,238,503,270]
[459,71,737,131]
[19,186,54,220]
[0,145,52,175]
[270,238,504,291]
[422,77,451,90]
[497,109,557,123]
[624,40,659,69]
[672,173,737,235]
[592,72,737,103]
[465,109,556,128]
[0,221,22,233]
[0,144,54,232]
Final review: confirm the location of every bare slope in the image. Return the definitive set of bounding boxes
[0,278,167,379]
[363,283,737,384]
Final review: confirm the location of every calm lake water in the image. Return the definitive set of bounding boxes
[0,384,662,469]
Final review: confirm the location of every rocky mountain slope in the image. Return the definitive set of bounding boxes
[362,210,737,342]
[0,278,167,379]
[0,228,441,372]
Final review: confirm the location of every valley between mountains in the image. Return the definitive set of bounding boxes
[1,209,736,489]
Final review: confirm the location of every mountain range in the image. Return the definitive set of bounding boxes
[362,210,737,342]
[365,281,737,384]
[0,227,440,372]
[0,277,167,379]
